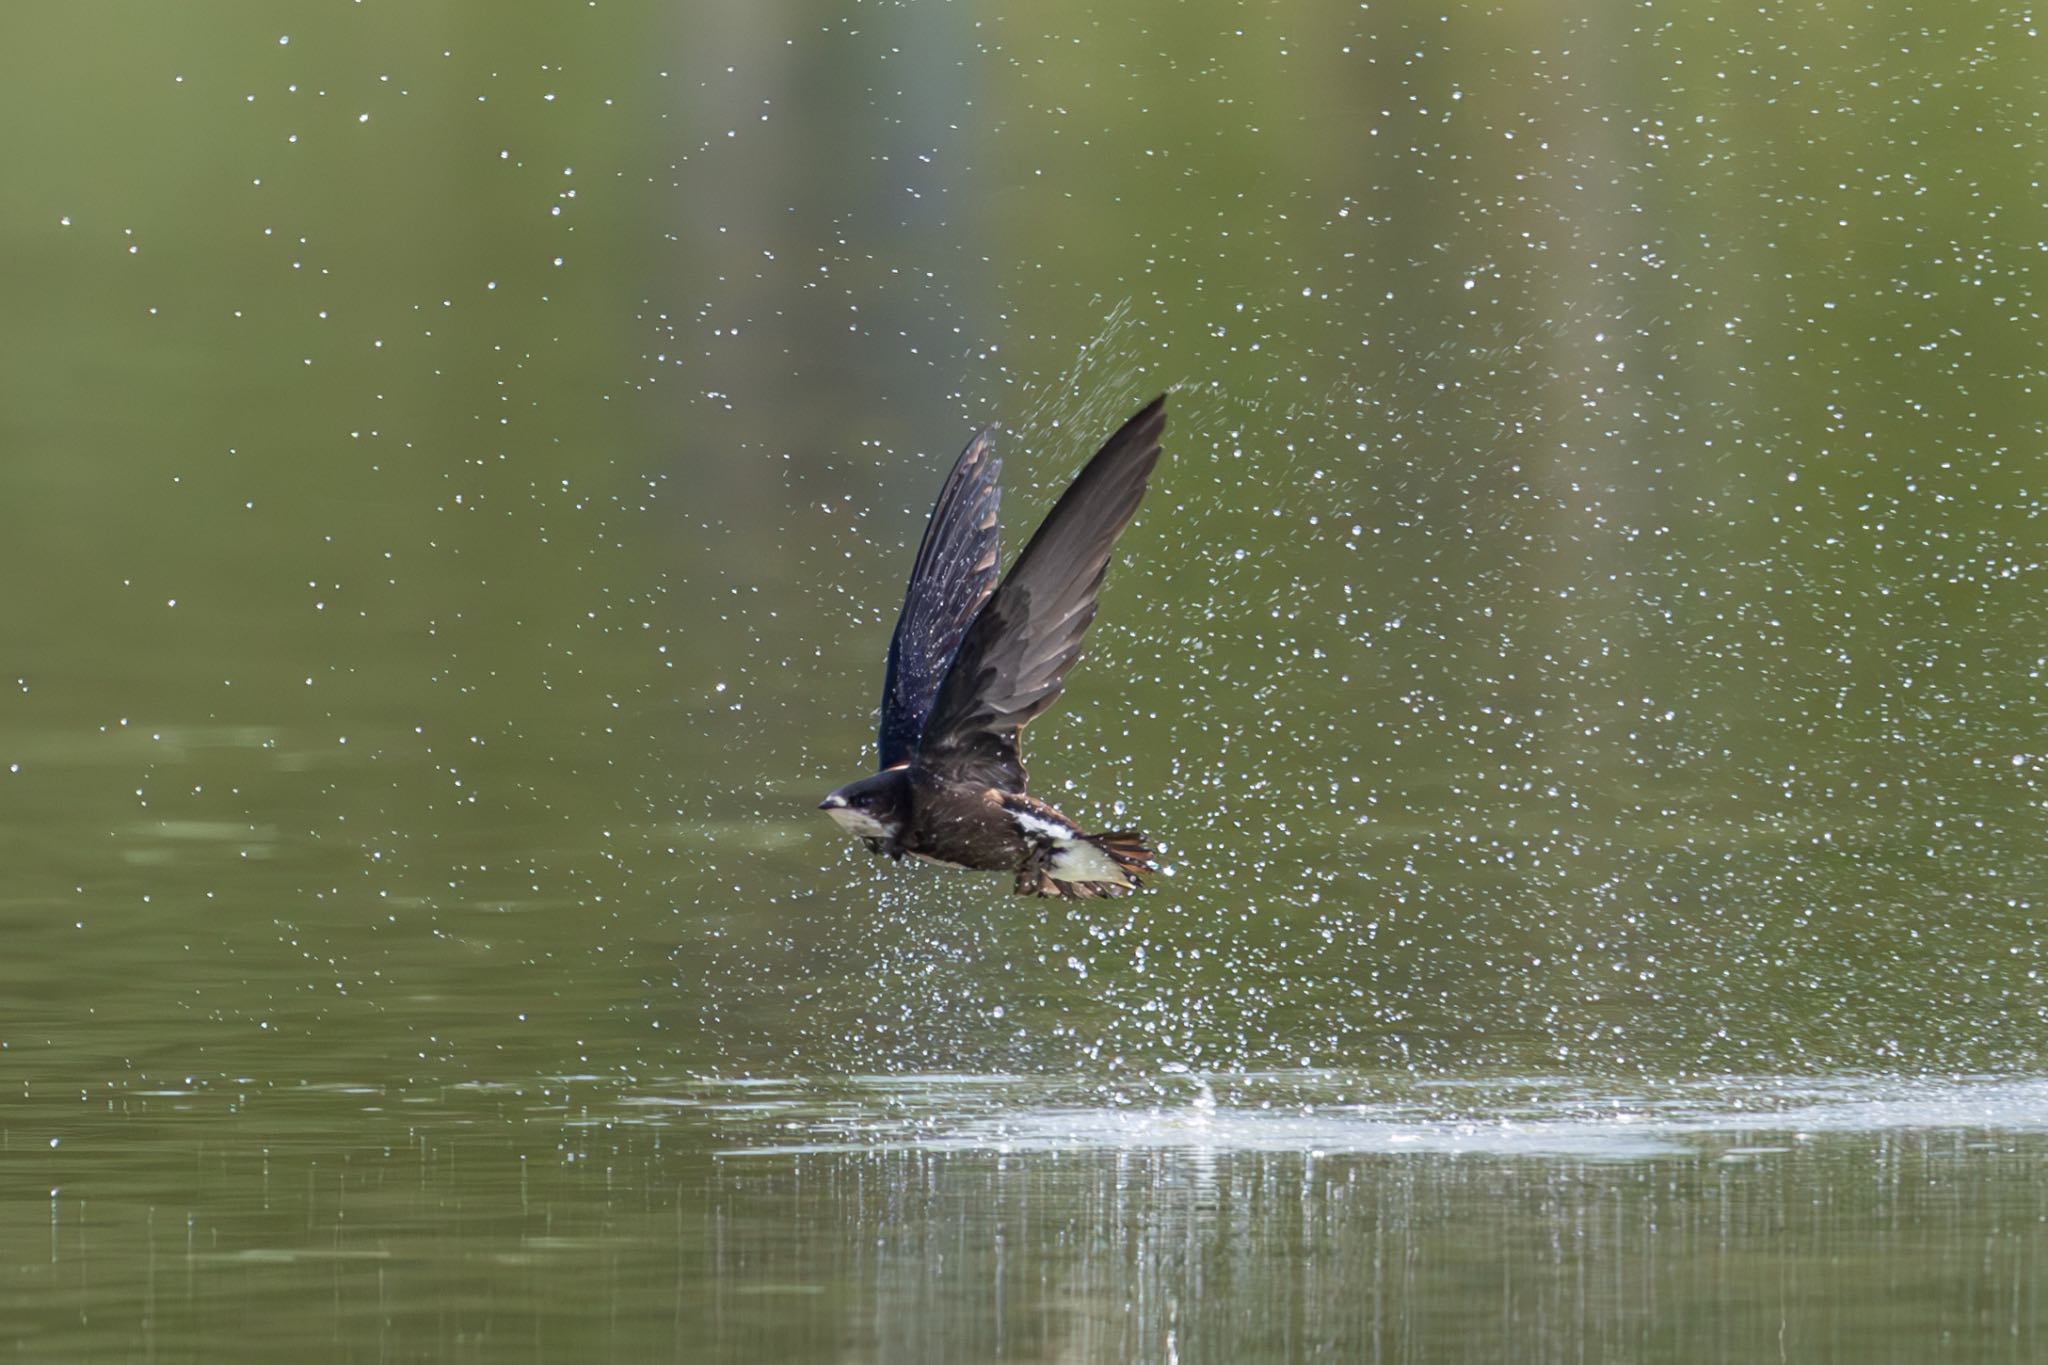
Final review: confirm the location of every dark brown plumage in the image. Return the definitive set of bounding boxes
[820,396,1167,897]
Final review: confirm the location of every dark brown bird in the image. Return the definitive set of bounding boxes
[819,396,1167,897]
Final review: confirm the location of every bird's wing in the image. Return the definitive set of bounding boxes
[877,424,1003,769]
[915,395,1166,790]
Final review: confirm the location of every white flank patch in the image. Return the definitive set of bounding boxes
[1007,802,1128,885]
[1049,839,1130,885]
[1009,807,1078,842]
[824,806,893,839]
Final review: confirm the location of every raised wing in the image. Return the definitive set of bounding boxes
[915,395,1166,790]
[877,425,1003,769]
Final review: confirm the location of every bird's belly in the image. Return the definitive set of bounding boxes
[906,849,978,870]
[902,788,1031,872]
[905,824,1026,872]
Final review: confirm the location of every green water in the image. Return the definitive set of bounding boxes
[3,1,2045,1359]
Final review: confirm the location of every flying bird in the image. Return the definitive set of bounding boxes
[820,395,1167,898]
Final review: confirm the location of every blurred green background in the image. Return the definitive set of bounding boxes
[1,1,2044,1359]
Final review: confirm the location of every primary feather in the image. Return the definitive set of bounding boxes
[877,425,1002,769]
[915,395,1167,790]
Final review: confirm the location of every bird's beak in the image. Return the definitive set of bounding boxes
[819,794,847,810]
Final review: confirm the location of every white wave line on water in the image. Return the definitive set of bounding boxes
[704,1074,2048,1160]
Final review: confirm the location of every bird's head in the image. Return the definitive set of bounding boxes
[818,768,908,840]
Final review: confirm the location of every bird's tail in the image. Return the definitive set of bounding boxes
[1084,829,1155,886]
[1014,829,1157,898]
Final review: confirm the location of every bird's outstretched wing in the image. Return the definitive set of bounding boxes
[915,395,1166,790]
[877,425,1003,769]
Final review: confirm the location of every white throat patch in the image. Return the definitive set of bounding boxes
[824,805,894,839]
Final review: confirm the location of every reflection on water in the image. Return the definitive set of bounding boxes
[8,1073,2047,1362]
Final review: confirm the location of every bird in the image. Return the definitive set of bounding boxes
[819,395,1167,898]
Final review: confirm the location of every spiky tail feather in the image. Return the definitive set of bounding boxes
[1085,829,1154,885]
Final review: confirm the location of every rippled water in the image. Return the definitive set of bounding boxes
[710,1071,2048,1157]
[13,1073,2048,1360]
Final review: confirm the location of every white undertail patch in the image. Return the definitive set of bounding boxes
[1049,840,1132,885]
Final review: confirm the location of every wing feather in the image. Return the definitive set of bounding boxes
[915,396,1166,789]
[876,426,1003,768]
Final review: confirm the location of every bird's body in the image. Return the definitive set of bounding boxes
[827,765,1148,897]
[819,396,1167,898]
